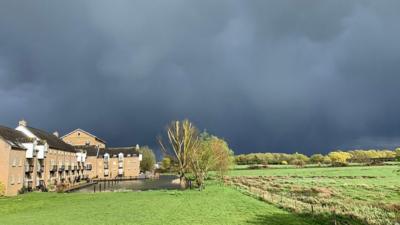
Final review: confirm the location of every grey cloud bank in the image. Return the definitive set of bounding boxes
[1,0,400,155]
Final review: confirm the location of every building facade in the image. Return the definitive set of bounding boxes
[62,129,141,179]
[0,121,141,196]
[0,126,27,196]
[0,121,87,196]
[16,121,85,188]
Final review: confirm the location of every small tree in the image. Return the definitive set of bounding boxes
[322,156,332,165]
[395,148,400,159]
[328,151,352,166]
[310,154,324,164]
[139,146,156,172]
[161,156,171,172]
[158,120,200,188]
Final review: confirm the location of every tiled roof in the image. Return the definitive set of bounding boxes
[74,145,100,156]
[103,147,140,157]
[0,125,28,150]
[26,126,75,152]
[78,146,139,158]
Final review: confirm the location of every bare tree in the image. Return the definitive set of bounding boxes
[158,119,200,188]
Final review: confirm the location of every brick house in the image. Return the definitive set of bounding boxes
[0,121,142,196]
[0,126,28,196]
[62,129,141,179]
[16,121,84,188]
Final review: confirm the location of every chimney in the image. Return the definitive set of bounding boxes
[53,131,59,138]
[18,119,27,127]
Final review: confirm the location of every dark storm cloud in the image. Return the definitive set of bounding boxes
[1,0,400,155]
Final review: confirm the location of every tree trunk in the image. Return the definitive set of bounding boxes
[179,174,187,189]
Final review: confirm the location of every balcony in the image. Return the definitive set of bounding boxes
[58,165,65,172]
[25,165,34,173]
[50,165,58,172]
[118,168,123,175]
[37,166,44,173]
[118,162,123,168]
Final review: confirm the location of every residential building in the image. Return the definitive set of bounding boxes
[62,129,141,179]
[0,126,29,196]
[0,121,142,196]
[62,129,106,148]
[16,121,84,187]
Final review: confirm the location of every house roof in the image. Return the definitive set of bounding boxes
[74,145,100,156]
[75,145,140,157]
[61,128,106,144]
[103,147,140,157]
[0,125,28,150]
[25,126,75,152]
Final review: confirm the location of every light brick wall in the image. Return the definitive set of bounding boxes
[124,157,140,177]
[62,131,105,148]
[0,139,25,196]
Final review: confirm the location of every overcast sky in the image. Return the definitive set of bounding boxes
[1,1,400,155]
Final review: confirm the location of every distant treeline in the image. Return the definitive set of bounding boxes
[235,149,400,166]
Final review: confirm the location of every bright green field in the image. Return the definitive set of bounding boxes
[0,183,324,225]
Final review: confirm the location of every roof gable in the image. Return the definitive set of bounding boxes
[61,128,106,144]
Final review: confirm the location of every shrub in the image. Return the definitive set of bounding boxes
[291,159,305,167]
[248,164,268,169]
[328,151,351,165]
[18,186,29,194]
[322,156,332,164]
[56,183,68,193]
[310,154,324,164]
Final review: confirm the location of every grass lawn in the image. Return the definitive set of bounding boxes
[0,182,324,225]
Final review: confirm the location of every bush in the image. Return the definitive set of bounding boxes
[248,164,268,169]
[18,186,29,194]
[331,161,348,167]
[291,159,305,167]
[56,183,68,193]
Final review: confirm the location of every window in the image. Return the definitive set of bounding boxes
[10,175,15,185]
[78,132,80,136]
[12,158,17,167]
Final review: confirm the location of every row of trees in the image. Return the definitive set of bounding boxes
[158,120,234,190]
[235,149,400,166]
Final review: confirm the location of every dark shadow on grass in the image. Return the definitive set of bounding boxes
[246,212,366,225]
